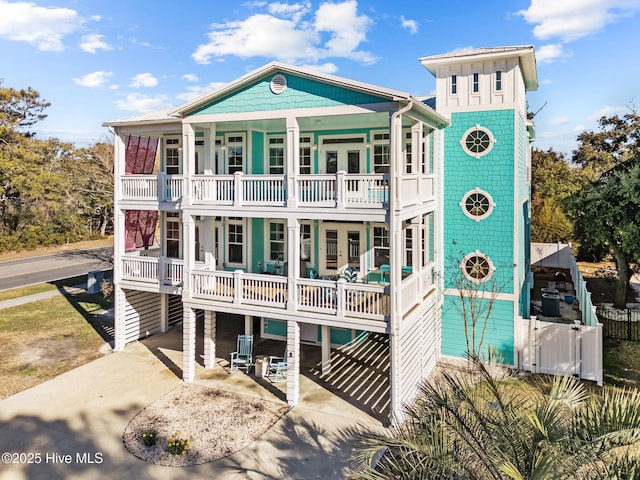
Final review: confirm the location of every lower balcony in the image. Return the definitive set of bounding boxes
[119,254,390,322]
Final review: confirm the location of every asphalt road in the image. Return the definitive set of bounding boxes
[0,247,114,291]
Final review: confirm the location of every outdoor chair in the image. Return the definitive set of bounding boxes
[267,349,288,382]
[230,334,254,373]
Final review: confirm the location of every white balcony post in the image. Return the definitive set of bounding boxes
[202,126,217,175]
[114,208,125,283]
[233,270,243,304]
[203,216,216,269]
[321,325,331,375]
[160,294,168,332]
[113,130,126,203]
[182,123,195,206]
[287,218,300,311]
[286,320,300,407]
[183,306,196,382]
[113,285,127,351]
[286,116,299,208]
[234,171,244,207]
[336,278,346,316]
[412,121,422,195]
[204,311,216,369]
[183,214,194,298]
[336,171,346,210]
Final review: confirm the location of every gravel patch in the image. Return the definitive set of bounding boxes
[123,384,289,466]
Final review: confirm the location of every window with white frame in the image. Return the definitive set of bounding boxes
[461,251,495,283]
[372,132,389,173]
[460,188,496,221]
[300,222,312,262]
[165,137,180,175]
[451,74,458,95]
[404,131,412,174]
[472,72,480,94]
[460,125,496,158]
[226,134,245,174]
[268,137,284,174]
[404,226,413,267]
[165,212,180,258]
[495,70,503,91]
[269,221,285,261]
[227,218,244,265]
[373,225,389,268]
[299,136,312,174]
[421,129,432,174]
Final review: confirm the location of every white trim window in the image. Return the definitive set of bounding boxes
[300,222,312,264]
[460,188,496,222]
[451,74,458,95]
[226,134,245,174]
[300,136,312,174]
[460,125,496,158]
[461,251,495,283]
[404,227,413,267]
[372,131,389,173]
[268,136,285,174]
[164,137,181,174]
[269,221,285,261]
[495,70,503,91]
[165,212,181,258]
[471,72,480,94]
[227,218,245,266]
[373,225,389,268]
[404,130,412,174]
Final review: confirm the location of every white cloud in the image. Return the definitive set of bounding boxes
[176,82,227,102]
[400,15,418,34]
[0,0,83,51]
[540,78,553,85]
[548,116,570,126]
[536,43,572,64]
[182,73,199,82]
[115,93,171,112]
[587,105,627,121]
[299,62,338,73]
[518,0,640,42]
[130,73,159,88]
[192,0,375,66]
[73,71,113,88]
[79,33,112,53]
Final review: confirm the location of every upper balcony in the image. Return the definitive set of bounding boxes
[118,171,435,213]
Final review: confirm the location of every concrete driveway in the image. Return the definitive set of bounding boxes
[0,327,386,480]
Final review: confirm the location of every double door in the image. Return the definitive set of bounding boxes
[319,223,364,276]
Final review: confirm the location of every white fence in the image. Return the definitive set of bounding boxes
[518,317,603,385]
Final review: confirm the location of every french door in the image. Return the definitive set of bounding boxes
[319,223,364,276]
[318,137,365,175]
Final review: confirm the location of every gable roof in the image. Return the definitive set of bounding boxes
[420,45,538,91]
[105,61,449,127]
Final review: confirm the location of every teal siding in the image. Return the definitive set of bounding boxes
[263,319,287,337]
[251,131,264,174]
[251,219,265,273]
[193,73,389,115]
[441,296,515,363]
[443,109,515,293]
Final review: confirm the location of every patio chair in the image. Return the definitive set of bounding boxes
[267,350,288,382]
[230,334,254,373]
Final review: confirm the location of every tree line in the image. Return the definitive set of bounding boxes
[0,82,113,252]
[531,110,640,307]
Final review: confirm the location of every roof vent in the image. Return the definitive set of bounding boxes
[270,74,287,94]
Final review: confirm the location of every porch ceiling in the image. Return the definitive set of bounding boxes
[191,111,399,134]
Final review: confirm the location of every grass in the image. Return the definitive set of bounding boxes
[603,339,640,389]
[0,290,111,399]
[0,275,88,303]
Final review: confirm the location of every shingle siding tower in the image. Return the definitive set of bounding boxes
[421,46,538,364]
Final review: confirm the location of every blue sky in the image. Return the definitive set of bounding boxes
[1,0,639,155]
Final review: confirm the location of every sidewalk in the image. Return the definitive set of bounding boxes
[0,329,384,480]
[0,285,85,310]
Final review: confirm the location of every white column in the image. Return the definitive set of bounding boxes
[287,218,300,310]
[183,306,196,382]
[245,315,253,335]
[113,285,127,351]
[160,293,168,333]
[203,216,215,268]
[183,213,195,297]
[203,126,217,175]
[286,320,300,407]
[321,325,331,375]
[182,123,195,206]
[412,121,422,177]
[286,116,300,207]
[204,311,216,369]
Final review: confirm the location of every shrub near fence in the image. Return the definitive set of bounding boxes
[597,306,640,341]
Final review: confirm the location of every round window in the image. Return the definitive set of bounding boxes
[460,125,495,158]
[460,188,495,221]
[461,251,495,283]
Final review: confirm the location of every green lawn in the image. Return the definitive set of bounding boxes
[0,290,111,399]
[0,275,88,303]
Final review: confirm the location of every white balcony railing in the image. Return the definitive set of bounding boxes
[120,255,184,286]
[122,172,388,209]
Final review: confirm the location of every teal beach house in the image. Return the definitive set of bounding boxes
[105,46,538,421]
